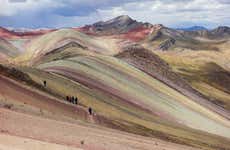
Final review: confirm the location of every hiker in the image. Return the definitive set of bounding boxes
[72,97,76,104]
[43,80,47,87]
[75,97,78,105]
[66,96,69,102]
[88,107,92,115]
[71,96,75,104]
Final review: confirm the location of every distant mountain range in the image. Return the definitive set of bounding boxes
[1,15,230,53]
[176,26,208,31]
[0,15,229,39]
[0,27,55,38]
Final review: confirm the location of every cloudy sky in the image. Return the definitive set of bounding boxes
[0,0,230,29]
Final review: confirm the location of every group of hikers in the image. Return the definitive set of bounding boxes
[66,96,78,104]
[43,80,93,115]
[66,96,93,115]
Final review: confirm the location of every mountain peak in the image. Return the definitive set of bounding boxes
[89,15,143,34]
[94,15,135,27]
[152,24,164,29]
[112,15,133,22]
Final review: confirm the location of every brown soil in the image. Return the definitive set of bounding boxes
[0,108,201,150]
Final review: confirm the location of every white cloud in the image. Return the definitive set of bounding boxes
[0,0,63,16]
[0,0,229,28]
[97,0,230,28]
[50,12,101,28]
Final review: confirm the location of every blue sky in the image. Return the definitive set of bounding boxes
[0,0,230,29]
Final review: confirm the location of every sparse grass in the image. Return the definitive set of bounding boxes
[192,82,230,109]
[19,57,230,150]
[0,64,63,100]
[153,49,230,113]
[1,37,229,150]
[14,29,119,64]
[0,64,228,150]
[175,38,220,51]
[175,63,230,109]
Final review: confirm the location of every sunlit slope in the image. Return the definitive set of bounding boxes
[0,63,228,150]
[115,46,230,121]
[15,29,119,65]
[154,47,230,110]
[30,42,95,66]
[0,38,19,63]
[140,27,230,112]
[38,54,230,138]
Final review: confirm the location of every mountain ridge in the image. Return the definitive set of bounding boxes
[176,26,208,31]
[1,15,230,40]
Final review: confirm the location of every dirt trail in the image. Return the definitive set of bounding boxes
[0,108,200,150]
[0,134,82,150]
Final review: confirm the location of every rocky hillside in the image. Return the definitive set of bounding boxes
[80,15,152,35]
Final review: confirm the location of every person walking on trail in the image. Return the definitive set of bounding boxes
[75,97,78,105]
[72,97,76,104]
[66,96,69,102]
[71,96,75,104]
[88,107,92,115]
[43,80,47,87]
